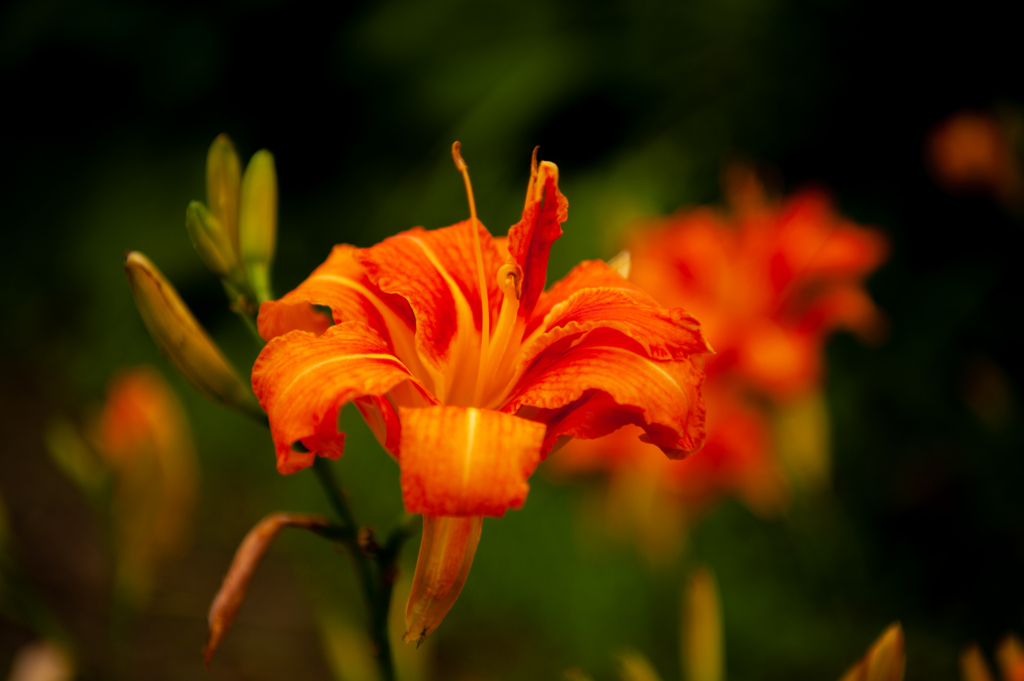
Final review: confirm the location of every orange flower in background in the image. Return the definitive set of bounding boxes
[97,366,199,604]
[250,145,711,641]
[927,109,1023,208]
[629,170,888,399]
[554,168,888,557]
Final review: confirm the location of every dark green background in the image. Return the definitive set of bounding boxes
[2,0,1023,679]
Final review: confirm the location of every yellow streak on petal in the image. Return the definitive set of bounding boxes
[309,273,433,388]
[397,233,480,405]
[462,408,479,502]
[279,353,406,400]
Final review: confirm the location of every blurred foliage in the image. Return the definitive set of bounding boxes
[1,0,1023,680]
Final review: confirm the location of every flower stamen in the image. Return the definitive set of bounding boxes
[479,262,524,407]
[452,142,491,407]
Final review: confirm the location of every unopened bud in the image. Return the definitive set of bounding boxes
[186,201,238,278]
[239,150,277,303]
[404,515,482,644]
[996,635,1024,681]
[683,567,723,681]
[206,134,242,256]
[124,251,262,419]
[618,651,665,681]
[960,644,994,681]
[839,623,905,681]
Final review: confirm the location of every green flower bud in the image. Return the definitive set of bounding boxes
[185,201,238,278]
[124,251,263,419]
[239,150,277,303]
[206,134,242,256]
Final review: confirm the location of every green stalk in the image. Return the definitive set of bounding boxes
[312,458,414,681]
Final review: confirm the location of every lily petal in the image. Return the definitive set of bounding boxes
[399,405,546,517]
[527,287,709,363]
[251,322,434,474]
[526,259,654,337]
[404,515,482,643]
[508,159,568,322]
[505,331,706,457]
[258,245,416,352]
[356,221,504,402]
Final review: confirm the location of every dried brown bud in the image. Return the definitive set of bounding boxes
[204,513,329,668]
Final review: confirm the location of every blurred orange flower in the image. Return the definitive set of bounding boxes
[250,145,711,640]
[553,169,888,558]
[97,366,198,604]
[927,110,1023,207]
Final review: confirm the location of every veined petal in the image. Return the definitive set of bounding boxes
[398,406,546,517]
[508,159,568,322]
[251,322,435,474]
[504,331,707,457]
[258,245,416,354]
[526,260,655,337]
[528,287,709,363]
[356,221,504,402]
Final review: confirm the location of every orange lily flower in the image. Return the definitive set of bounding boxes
[554,169,888,555]
[628,172,888,400]
[250,145,711,641]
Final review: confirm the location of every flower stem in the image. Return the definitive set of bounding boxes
[312,458,356,530]
[311,458,416,681]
